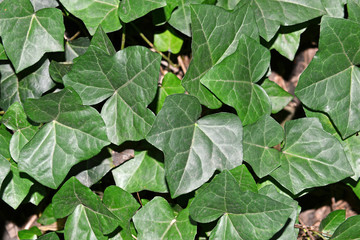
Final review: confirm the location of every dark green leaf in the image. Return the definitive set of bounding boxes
[49,61,72,84]
[0,124,11,159]
[112,151,167,193]
[330,215,360,240]
[65,37,90,62]
[229,164,258,193]
[270,118,353,195]
[182,3,258,108]
[202,35,271,125]
[348,0,360,23]
[18,88,110,189]
[37,232,60,240]
[295,17,360,138]
[156,73,185,114]
[37,203,56,225]
[320,210,346,237]
[147,94,243,197]
[30,0,58,11]
[133,197,197,240]
[0,43,7,60]
[261,79,293,114]
[60,0,121,35]
[0,0,64,72]
[118,0,166,23]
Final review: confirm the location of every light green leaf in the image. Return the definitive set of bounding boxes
[216,0,241,10]
[64,27,161,145]
[182,3,258,108]
[52,177,119,239]
[320,210,346,237]
[243,115,283,178]
[348,0,360,23]
[112,151,167,193]
[251,0,325,41]
[37,232,60,240]
[118,0,166,23]
[18,88,110,189]
[0,0,64,72]
[330,215,360,240]
[322,0,346,18]
[229,164,258,193]
[60,0,121,35]
[0,59,55,111]
[147,94,243,197]
[156,73,185,114]
[0,43,7,60]
[49,61,72,84]
[295,17,360,139]
[133,197,197,240]
[0,155,10,188]
[202,35,271,125]
[30,0,58,11]
[270,118,354,195]
[65,37,90,62]
[190,170,293,240]
[262,79,293,114]
[27,183,47,206]
[154,30,183,54]
[18,226,41,240]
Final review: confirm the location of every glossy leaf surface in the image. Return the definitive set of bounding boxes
[156,73,185,114]
[118,0,166,23]
[147,94,243,197]
[330,215,360,240]
[319,210,346,237]
[30,0,58,11]
[261,79,293,114]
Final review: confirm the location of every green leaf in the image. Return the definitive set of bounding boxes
[60,0,121,35]
[156,73,185,114]
[0,155,10,188]
[0,59,55,111]
[65,37,90,62]
[27,183,47,206]
[0,163,34,209]
[243,115,283,178]
[189,170,293,240]
[133,197,197,240]
[322,0,346,18]
[0,124,11,159]
[112,151,167,193]
[18,88,110,189]
[49,61,72,84]
[250,0,325,41]
[348,0,360,23]
[30,0,58,11]
[52,177,119,239]
[0,0,64,72]
[320,210,346,237]
[261,79,293,114]
[229,164,258,193]
[2,102,39,162]
[295,17,360,139]
[18,226,41,240]
[154,30,183,54]
[182,3,258,108]
[0,43,7,60]
[270,118,354,195]
[37,203,56,225]
[118,0,166,23]
[202,35,271,125]
[330,215,360,240]
[147,94,243,197]
[37,232,60,240]
[103,185,140,228]
[216,0,241,10]
[64,28,161,145]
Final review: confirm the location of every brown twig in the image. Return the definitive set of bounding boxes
[24,214,37,230]
[177,55,187,74]
[136,192,143,207]
[68,31,80,41]
[298,217,316,240]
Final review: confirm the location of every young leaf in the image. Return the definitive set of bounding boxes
[0,0,64,72]
[295,17,360,138]
[112,151,167,193]
[270,118,354,195]
[133,197,197,240]
[319,210,346,237]
[189,170,293,240]
[18,88,110,189]
[18,226,41,240]
[182,3,258,109]
[261,79,293,114]
[37,232,60,240]
[154,30,184,54]
[60,0,121,35]
[156,73,185,114]
[243,115,283,178]
[52,177,119,239]
[147,94,243,197]
[330,215,360,239]
[118,0,166,23]
[202,35,271,125]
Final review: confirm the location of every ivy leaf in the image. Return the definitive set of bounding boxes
[156,73,185,114]
[49,61,72,84]
[322,0,346,18]
[118,0,166,23]
[202,35,271,125]
[52,177,119,239]
[182,3,258,109]
[216,0,241,10]
[270,118,354,195]
[229,165,258,193]
[64,28,161,145]
[37,232,60,240]
[0,155,10,188]
[189,170,293,240]
[30,0,58,11]
[295,17,360,139]
[18,88,110,189]
[261,79,293,114]
[18,226,42,240]
[0,0,64,72]
[0,43,7,60]
[0,59,55,111]
[133,197,197,240]
[250,0,325,41]
[112,151,167,193]
[319,210,346,237]
[60,0,121,35]
[348,0,360,23]
[330,215,360,240]
[154,30,183,54]
[147,94,243,197]
[243,115,283,178]
[65,37,90,62]
[2,102,39,162]
[0,125,11,159]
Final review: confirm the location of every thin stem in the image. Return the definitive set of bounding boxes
[121,23,126,50]
[136,192,143,207]
[68,31,80,41]
[0,111,4,115]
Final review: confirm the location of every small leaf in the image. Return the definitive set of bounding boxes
[112,151,167,193]
[243,115,283,178]
[18,226,41,240]
[0,0,64,72]
[154,30,184,54]
[18,88,110,189]
[37,203,56,225]
[0,43,7,60]
[118,0,166,23]
[330,215,360,240]
[49,61,72,84]
[202,35,271,125]
[37,232,60,240]
[147,94,243,197]
[270,118,354,195]
[261,79,293,114]
[60,0,121,35]
[320,210,346,237]
[65,37,90,62]
[133,197,197,240]
[156,73,185,114]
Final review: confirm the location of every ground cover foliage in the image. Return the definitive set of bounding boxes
[1,0,360,239]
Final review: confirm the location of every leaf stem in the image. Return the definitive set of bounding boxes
[136,192,143,207]
[121,23,126,50]
[0,111,4,115]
